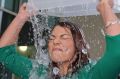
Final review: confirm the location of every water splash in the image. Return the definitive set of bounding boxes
[29,13,51,66]
[60,16,105,60]
[27,1,105,79]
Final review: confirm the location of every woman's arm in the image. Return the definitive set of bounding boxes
[87,0,120,79]
[0,45,33,79]
[97,0,120,36]
[0,3,30,48]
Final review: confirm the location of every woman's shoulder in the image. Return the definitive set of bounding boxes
[29,60,48,78]
[77,59,97,78]
[0,44,16,55]
[81,59,97,72]
[105,34,120,41]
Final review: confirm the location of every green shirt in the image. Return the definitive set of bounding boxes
[0,34,120,79]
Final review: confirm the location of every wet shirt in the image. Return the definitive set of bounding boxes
[0,34,120,79]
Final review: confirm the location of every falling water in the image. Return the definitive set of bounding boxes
[29,14,51,65]
[28,13,51,79]
[27,0,106,79]
[60,16,105,60]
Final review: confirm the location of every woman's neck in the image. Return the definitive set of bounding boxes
[58,61,70,76]
[57,54,77,76]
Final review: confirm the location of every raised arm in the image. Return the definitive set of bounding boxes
[0,3,30,48]
[87,0,120,79]
[97,0,120,36]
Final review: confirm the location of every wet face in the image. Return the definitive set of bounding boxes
[48,25,75,63]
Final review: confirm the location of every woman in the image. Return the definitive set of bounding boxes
[0,0,120,79]
[47,22,89,79]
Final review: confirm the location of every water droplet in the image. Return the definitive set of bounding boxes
[53,67,59,75]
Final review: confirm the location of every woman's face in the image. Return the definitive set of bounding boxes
[48,25,75,63]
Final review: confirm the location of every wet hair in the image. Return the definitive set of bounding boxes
[48,22,89,78]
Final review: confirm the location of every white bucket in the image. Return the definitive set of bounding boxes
[27,0,120,17]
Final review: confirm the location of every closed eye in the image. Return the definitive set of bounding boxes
[49,35,55,40]
[61,34,72,39]
[49,34,72,40]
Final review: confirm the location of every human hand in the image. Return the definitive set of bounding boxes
[97,0,114,12]
[16,3,30,22]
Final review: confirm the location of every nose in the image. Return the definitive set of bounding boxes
[53,38,61,45]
